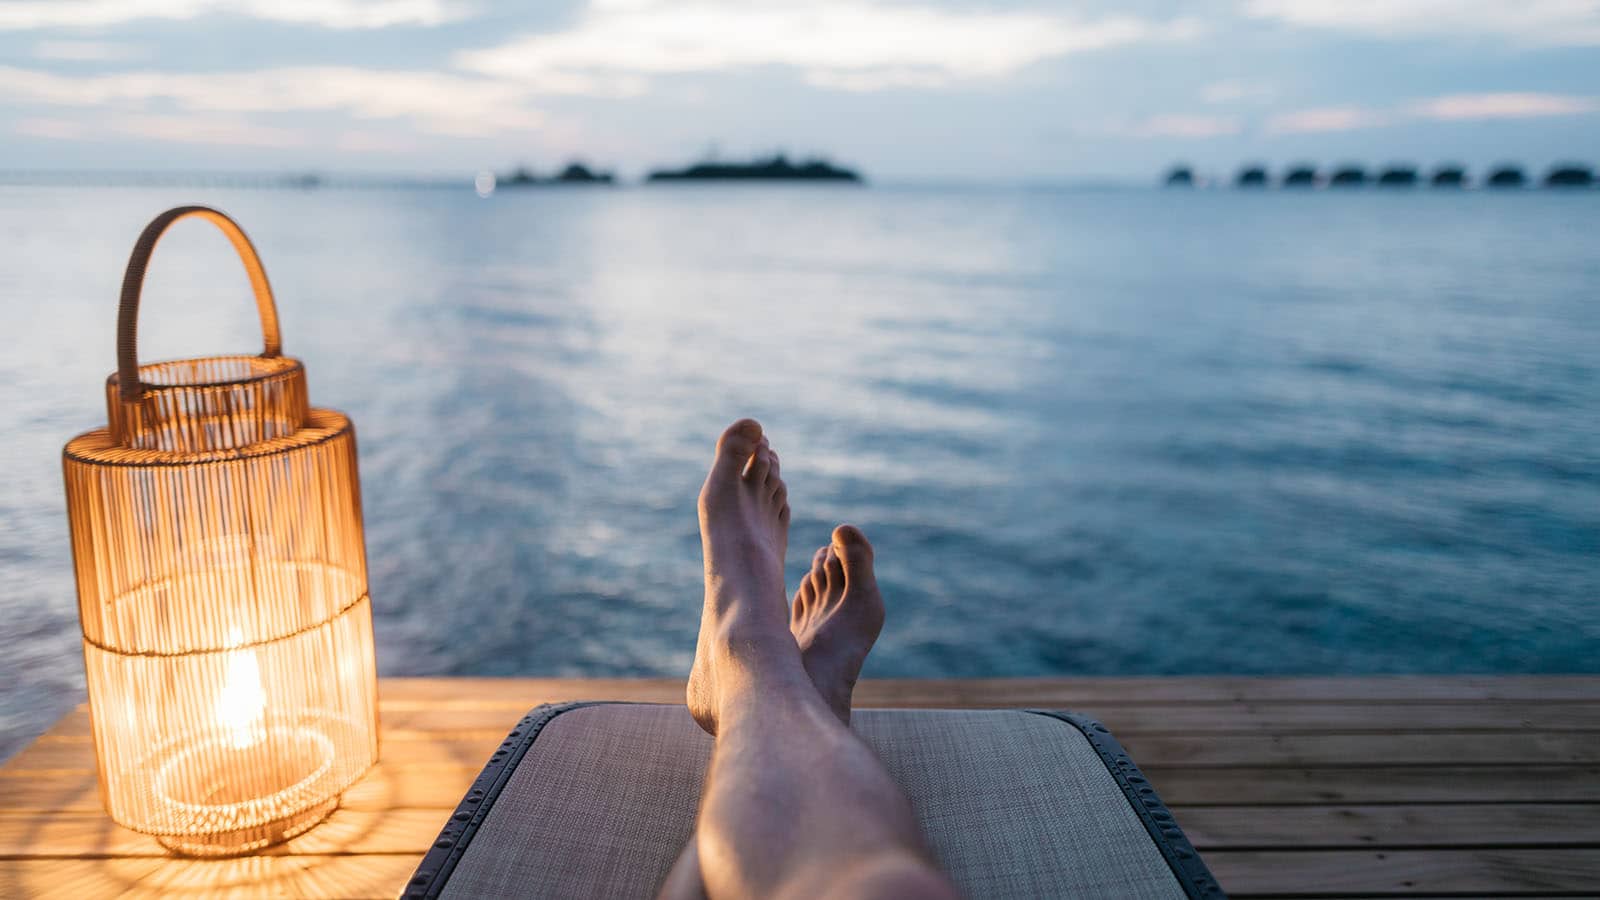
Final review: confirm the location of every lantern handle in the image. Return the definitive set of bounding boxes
[117,206,283,402]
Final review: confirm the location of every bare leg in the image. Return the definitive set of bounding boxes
[665,420,957,900]
[661,520,889,899]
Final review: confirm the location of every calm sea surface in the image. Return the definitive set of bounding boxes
[2,184,1597,758]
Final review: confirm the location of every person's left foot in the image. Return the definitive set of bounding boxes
[686,419,802,736]
[791,525,885,725]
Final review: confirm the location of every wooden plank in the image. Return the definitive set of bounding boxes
[368,723,1600,768]
[1114,731,1600,767]
[23,729,1592,781]
[1206,848,1600,895]
[10,737,1600,812]
[18,761,1600,818]
[1145,765,1600,805]
[2,855,418,899]
[377,675,1600,706]
[0,808,450,858]
[1173,804,1600,849]
[3,729,511,776]
[373,701,1600,736]
[20,729,1592,778]
[38,700,1600,740]
[1085,703,1600,735]
[15,765,1594,819]
[31,673,1600,723]
[378,677,682,706]
[1,764,480,814]
[10,803,1596,872]
[0,858,165,899]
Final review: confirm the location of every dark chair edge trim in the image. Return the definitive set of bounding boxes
[1025,709,1227,899]
[402,701,613,899]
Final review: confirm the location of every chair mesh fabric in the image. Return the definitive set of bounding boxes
[441,705,1184,899]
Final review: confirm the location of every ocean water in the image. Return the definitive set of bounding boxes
[2,184,1597,759]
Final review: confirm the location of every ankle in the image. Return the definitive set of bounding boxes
[713,625,805,680]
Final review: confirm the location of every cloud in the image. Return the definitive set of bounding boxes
[0,65,545,138]
[1411,92,1600,120]
[111,113,306,146]
[1118,114,1243,138]
[32,39,145,61]
[1266,92,1600,133]
[14,117,91,139]
[802,67,961,93]
[459,0,1204,92]
[1245,0,1600,46]
[334,129,422,153]
[1200,79,1274,104]
[0,0,470,31]
[14,112,304,146]
[1266,105,1391,134]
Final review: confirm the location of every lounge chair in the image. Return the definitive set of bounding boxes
[404,703,1222,898]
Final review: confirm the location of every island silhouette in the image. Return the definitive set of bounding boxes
[648,154,862,183]
[498,162,615,186]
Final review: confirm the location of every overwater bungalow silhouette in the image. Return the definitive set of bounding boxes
[1376,165,1419,187]
[1544,163,1595,187]
[1430,165,1468,187]
[1164,165,1195,187]
[1281,165,1317,188]
[1329,165,1367,187]
[1235,165,1269,188]
[1486,165,1527,188]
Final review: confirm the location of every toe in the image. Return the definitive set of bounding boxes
[823,546,845,596]
[796,577,816,610]
[768,449,781,480]
[713,419,763,477]
[747,445,773,483]
[833,524,877,589]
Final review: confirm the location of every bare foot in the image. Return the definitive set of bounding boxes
[687,419,800,735]
[792,525,885,725]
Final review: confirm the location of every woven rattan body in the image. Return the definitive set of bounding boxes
[61,207,378,856]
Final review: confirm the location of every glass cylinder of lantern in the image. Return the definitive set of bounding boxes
[61,206,379,856]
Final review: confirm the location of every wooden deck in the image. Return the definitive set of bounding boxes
[3,676,1598,898]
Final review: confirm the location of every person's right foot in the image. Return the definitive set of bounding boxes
[792,525,886,725]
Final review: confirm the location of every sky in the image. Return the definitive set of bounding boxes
[0,0,1597,181]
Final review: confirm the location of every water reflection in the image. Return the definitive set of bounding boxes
[3,185,1597,761]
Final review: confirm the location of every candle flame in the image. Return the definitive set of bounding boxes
[216,629,266,749]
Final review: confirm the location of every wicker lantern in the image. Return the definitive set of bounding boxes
[61,206,379,856]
